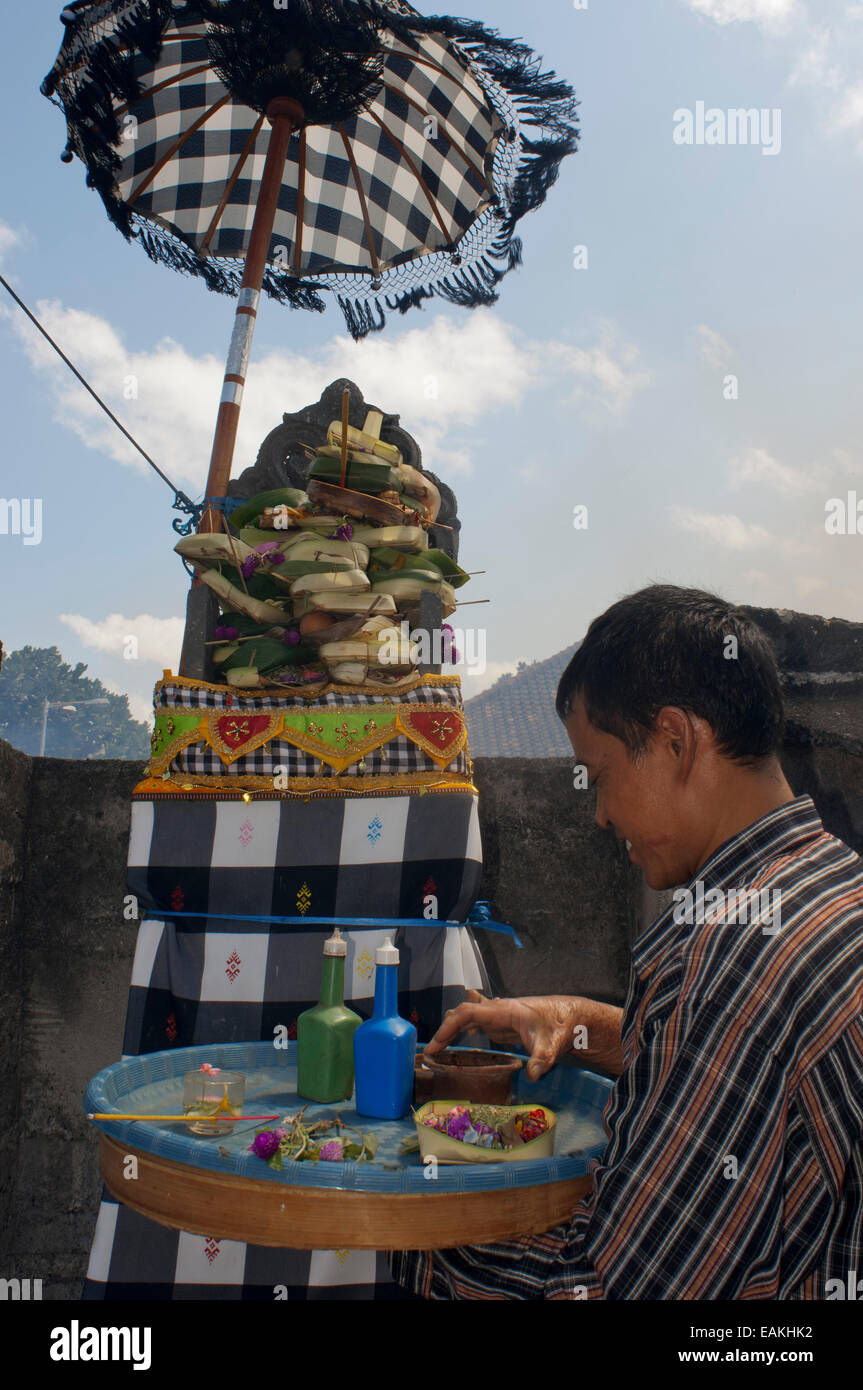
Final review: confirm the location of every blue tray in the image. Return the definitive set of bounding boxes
[85,1042,612,1197]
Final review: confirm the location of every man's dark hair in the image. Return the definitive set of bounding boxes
[556,585,785,763]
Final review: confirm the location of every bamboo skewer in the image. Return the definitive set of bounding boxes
[222,525,250,595]
[87,1113,281,1123]
[340,387,350,489]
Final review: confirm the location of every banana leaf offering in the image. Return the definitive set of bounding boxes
[369,547,470,588]
[308,453,396,494]
[228,488,308,531]
[176,437,472,687]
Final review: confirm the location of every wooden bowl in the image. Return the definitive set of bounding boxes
[419,1048,523,1104]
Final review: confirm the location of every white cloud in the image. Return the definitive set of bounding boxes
[555,322,652,417]
[695,325,734,369]
[0,219,25,267]
[681,0,863,151]
[681,0,799,26]
[669,504,817,555]
[788,27,844,88]
[60,611,184,666]
[727,445,814,496]
[5,302,649,489]
[833,80,863,130]
[669,505,774,548]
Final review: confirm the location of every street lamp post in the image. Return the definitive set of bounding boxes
[39,698,110,757]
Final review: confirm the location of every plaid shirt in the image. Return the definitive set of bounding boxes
[390,795,863,1299]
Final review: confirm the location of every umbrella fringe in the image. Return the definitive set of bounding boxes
[337,295,387,339]
[134,224,233,292]
[262,271,328,314]
[134,222,330,310]
[337,250,511,340]
[383,285,437,316]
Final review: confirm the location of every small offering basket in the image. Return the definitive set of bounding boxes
[415,1101,556,1165]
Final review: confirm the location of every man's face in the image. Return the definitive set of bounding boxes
[565,693,698,890]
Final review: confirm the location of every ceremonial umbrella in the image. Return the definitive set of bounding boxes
[42,0,579,526]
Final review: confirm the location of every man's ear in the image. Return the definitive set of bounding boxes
[654,706,699,778]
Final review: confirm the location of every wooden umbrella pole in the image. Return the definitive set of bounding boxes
[198,97,305,536]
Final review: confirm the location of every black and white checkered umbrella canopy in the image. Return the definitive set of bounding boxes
[43,0,579,340]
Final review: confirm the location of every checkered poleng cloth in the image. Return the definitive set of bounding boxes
[82,790,491,1300]
[46,3,510,285]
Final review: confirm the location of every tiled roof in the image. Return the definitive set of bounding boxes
[464,645,579,757]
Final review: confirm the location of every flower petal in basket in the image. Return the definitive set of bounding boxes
[415,1102,557,1165]
[205,710,285,765]
[396,707,467,768]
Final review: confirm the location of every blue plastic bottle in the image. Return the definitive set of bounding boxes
[353,937,417,1119]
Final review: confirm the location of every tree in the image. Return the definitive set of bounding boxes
[0,646,150,759]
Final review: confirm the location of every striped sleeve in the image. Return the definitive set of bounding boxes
[393,992,796,1299]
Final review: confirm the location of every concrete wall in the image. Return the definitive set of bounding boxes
[0,739,31,1263]
[1,755,141,1299]
[1,722,861,1299]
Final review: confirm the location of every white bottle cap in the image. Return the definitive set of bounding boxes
[323,926,347,957]
[375,936,399,965]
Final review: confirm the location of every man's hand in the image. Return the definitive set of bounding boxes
[424,991,625,1079]
[424,991,586,1082]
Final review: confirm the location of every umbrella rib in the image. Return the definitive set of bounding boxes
[365,108,453,243]
[337,124,381,277]
[293,128,307,273]
[114,63,211,119]
[379,80,492,195]
[127,92,232,207]
[201,113,266,254]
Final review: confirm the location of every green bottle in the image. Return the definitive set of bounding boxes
[296,927,362,1102]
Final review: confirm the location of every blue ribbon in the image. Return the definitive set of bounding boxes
[171,492,244,537]
[141,901,522,946]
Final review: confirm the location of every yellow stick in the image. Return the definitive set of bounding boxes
[86,1113,279,1123]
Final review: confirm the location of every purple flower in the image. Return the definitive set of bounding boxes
[214,625,239,641]
[283,629,301,646]
[240,554,261,579]
[319,1139,343,1161]
[441,624,459,664]
[446,1112,473,1142]
[328,522,353,542]
[251,1131,280,1160]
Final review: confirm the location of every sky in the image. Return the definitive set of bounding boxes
[1,0,862,730]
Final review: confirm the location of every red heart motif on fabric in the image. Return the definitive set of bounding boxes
[402,709,463,752]
[216,714,274,749]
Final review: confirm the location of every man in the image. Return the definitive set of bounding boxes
[391,585,863,1299]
